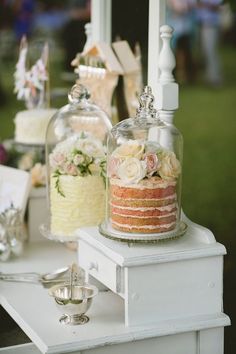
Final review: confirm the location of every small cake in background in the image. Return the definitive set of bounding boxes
[14,108,57,145]
[13,36,56,145]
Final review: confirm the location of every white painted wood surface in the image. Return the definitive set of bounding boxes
[77,223,223,268]
[157,25,179,111]
[78,225,226,327]
[148,0,166,95]
[0,330,227,354]
[124,256,223,326]
[0,241,230,354]
[0,343,41,354]
[91,0,111,44]
[156,24,179,130]
[0,241,76,276]
[198,327,224,354]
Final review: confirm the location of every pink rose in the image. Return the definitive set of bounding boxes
[144,152,159,176]
[54,152,65,164]
[64,163,78,176]
[50,152,65,169]
[107,157,121,178]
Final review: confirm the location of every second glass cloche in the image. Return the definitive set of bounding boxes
[100,86,184,241]
[44,84,112,240]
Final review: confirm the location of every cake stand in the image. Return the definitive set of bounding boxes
[99,220,187,244]
[39,222,79,244]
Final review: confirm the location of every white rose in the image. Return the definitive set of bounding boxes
[18,151,35,171]
[76,138,105,157]
[158,151,181,181]
[55,137,74,151]
[113,140,144,160]
[117,157,147,184]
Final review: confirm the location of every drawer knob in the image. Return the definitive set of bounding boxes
[88,261,98,272]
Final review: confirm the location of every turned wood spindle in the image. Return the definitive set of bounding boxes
[157,25,179,125]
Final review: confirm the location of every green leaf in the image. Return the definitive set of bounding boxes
[53,173,65,197]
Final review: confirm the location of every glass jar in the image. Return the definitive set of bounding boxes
[100,86,183,241]
[45,84,112,239]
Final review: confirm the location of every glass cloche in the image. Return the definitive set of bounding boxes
[43,84,112,241]
[100,86,184,242]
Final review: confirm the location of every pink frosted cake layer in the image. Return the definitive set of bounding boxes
[110,177,178,234]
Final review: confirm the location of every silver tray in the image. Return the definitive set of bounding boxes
[99,221,187,244]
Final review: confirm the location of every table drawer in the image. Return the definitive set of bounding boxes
[78,240,123,294]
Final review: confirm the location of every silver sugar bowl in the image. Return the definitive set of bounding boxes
[49,283,98,325]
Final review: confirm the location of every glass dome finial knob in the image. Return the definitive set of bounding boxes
[136,86,156,119]
[68,84,90,104]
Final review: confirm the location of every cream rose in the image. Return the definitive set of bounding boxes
[113,140,144,160]
[49,152,66,170]
[76,138,105,157]
[117,157,146,184]
[158,151,181,180]
[31,163,46,187]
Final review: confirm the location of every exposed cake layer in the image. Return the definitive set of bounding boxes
[110,176,178,234]
[112,221,176,234]
[111,213,176,226]
[110,177,176,199]
[14,108,57,144]
[111,195,176,208]
[50,174,105,236]
[111,204,177,217]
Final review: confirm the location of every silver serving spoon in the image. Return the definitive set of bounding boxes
[0,266,70,284]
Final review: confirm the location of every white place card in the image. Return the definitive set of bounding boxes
[0,165,31,216]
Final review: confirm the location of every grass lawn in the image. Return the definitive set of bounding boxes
[177,79,236,246]
[175,44,236,353]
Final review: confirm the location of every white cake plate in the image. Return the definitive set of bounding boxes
[39,223,78,243]
[99,221,187,243]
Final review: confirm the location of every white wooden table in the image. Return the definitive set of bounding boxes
[0,231,231,354]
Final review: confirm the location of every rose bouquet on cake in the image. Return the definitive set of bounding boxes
[108,140,181,234]
[49,133,106,237]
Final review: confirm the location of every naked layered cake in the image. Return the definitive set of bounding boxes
[108,140,181,234]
